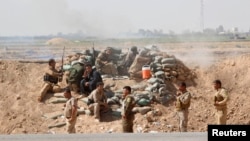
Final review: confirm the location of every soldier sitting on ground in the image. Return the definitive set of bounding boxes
[95,47,118,77]
[38,58,63,102]
[80,63,103,96]
[87,82,109,122]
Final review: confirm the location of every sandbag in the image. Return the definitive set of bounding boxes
[161,58,176,64]
[137,98,151,106]
[162,63,176,68]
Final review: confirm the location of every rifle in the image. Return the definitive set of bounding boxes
[91,42,95,66]
[61,46,65,71]
[59,46,65,82]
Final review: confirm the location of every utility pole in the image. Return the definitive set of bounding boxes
[200,0,204,33]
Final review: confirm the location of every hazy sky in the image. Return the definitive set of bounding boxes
[0,0,250,37]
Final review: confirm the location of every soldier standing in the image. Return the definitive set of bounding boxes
[38,58,63,102]
[213,79,229,124]
[64,88,78,134]
[175,82,191,132]
[121,86,136,133]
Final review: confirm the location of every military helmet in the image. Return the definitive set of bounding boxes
[131,46,137,52]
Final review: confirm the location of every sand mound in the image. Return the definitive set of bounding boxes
[46,38,73,46]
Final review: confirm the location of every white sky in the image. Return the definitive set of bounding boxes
[0,0,250,37]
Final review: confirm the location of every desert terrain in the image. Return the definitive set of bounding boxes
[0,38,250,134]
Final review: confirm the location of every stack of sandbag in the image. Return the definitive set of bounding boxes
[150,55,195,82]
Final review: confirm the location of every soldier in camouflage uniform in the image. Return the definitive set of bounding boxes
[121,86,136,133]
[38,58,63,102]
[95,47,118,76]
[175,82,191,132]
[213,79,229,125]
[128,48,151,79]
[67,58,85,94]
[118,46,138,76]
[64,88,78,134]
[88,82,109,122]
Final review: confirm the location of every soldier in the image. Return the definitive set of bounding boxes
[67,58,85,94]
[118,46,138,75]
[95,47,118,77]
[121,86,136,133]
[213,79,229,125]
[128,48,151,79]
[64,88,78,134]
[80,63,103,96]
[38,58,63,102]
[87,82,109,122]
[81,49,94,66]
[175,82,191,132]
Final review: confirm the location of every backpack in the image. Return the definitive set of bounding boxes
[68,63,84,83]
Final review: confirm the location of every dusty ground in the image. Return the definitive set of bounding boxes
[0,40,250,134]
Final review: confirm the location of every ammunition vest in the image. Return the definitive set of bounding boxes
[43,74,58,84]
[175,92,191,111]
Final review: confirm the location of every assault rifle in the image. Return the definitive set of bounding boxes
[61,46,65,72]
[58,46,65,82]
[91,42,95,65]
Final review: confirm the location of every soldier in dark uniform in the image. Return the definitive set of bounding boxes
[80,63,103,96]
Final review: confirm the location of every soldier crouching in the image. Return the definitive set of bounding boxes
[38,58,63,102]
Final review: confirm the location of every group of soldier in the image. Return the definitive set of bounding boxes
[36,45,229,134]
[37,46,146,133]
[175,80,229,132]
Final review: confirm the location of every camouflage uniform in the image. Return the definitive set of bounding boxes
[95,50,118,76]
[64,97,78,133]
[118,47,138,75]
[128,52,151,78]
[88,88,108,121]
[175,91,191,132]
[214,88,229,124]
[67,62,84,93]
[38,66,62,102]
[121,95,136,133]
